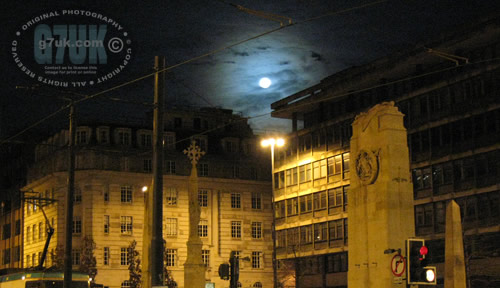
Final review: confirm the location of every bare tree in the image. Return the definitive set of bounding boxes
[163,239,176,288]
[79,236,97,284]
[53,245,65,270]
[128,240,142,288]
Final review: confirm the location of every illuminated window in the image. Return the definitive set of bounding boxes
[166,218,177,237]
[314,222,328,242]
[251,192,262,209]
[198,220,208,238]
[39,222,43,239]
[120,216,133,235]
[202,249,210,267]
[121,186,132,203]
[231,221,241,239]
[74,188,82,203]
[166,187,177,206]
[231,193,241,209]
[251,252,262,269]
[251,222,262,239]
[104,215,110,234]
[286,168,298,186]
[300,225,313,244]
[103,247,110,265]
[26,227,31,244]
[198,189,208,207]
[72,249,80,266]
[72,216,82,234]
[120,248,128,265]
[313,159,327,179]
[165,249,177,266]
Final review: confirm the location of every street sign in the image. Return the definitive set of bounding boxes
[391,254,406,277]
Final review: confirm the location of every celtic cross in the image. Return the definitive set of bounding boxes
[183,140,205,165]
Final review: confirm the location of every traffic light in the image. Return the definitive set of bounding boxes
[229,253,240,287]
[407,239,437,285]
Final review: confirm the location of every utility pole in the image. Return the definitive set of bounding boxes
[143,56,165,287]
[63,103,75,288]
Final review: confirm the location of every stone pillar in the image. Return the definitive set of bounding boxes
[444,200,467,288]
[348,102,415,288]
[184,141,206,288]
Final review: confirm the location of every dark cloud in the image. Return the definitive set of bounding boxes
[311,51,323,62]
[232,50,250,57]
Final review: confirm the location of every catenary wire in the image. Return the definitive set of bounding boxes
[0,0,457,146]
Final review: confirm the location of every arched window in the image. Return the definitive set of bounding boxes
[237,282,242,288]
[253,282,263,288]
[121,280,131,288]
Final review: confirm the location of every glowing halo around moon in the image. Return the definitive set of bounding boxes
[259,77,272,88]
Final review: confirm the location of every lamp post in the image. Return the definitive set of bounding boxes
[261,137,284,288]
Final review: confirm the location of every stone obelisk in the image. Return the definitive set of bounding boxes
[348,102,415,288]
[444,200,467,288]
[183,141,206,288]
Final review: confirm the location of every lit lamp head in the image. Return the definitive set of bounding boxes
[142,186,148,193]
[261,138,285,147]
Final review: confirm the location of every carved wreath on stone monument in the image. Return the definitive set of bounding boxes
[355,149,379,185]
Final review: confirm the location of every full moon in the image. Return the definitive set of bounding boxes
[259,77,272,88]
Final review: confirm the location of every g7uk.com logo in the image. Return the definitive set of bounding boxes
[11,10,133,88]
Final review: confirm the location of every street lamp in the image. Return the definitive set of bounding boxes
[261,137,284,288]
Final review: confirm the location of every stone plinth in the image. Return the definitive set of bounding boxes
[348,102,415,288]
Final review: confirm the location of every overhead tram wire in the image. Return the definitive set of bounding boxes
[6,57,499,157]
[0,0,396,146]
[171,56,500,145]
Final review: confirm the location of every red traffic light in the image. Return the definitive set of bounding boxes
[420,246,428,256]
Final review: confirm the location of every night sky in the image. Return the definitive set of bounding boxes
[1,0,499,142]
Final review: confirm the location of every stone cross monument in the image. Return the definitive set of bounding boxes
[348,102,415,288]
[183,140,206,288]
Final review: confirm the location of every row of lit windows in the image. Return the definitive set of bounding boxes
[100,215,133,235]
[25,248,79,268]
[274,153,350,189]
[276,219,348,248]
[164,249,264,270]
[275,185,349,218]
[230,192,262,209]
[26,219,54,244]
[230,221,264,239]
[165,217,267,239]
